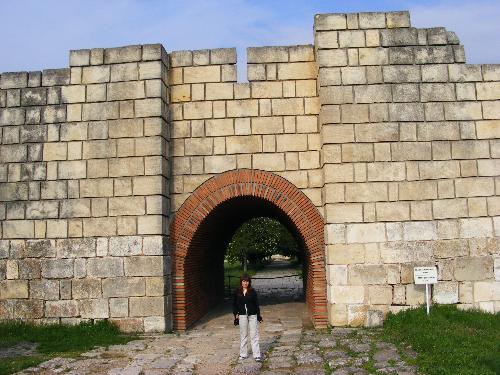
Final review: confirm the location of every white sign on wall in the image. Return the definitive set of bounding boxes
[414,267,437,285]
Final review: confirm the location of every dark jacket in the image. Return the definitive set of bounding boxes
[233,288,261,317]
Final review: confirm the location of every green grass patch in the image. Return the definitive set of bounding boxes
[381,305,500,375]
[0,320,137,375]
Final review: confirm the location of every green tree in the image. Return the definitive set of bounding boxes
[225,217,299,271]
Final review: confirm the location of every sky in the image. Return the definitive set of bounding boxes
[0,0,499,81]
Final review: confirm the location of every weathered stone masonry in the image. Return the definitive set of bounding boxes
[0,10,499,332]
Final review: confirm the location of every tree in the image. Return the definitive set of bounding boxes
[225,217,299,271]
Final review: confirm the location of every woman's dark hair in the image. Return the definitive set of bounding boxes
[237,274,253,295]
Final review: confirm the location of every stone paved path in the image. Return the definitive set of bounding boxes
[16,262,420,374]
[251,260,303,301]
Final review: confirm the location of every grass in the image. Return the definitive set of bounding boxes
[381,305,500,375]
[0,320,137,375]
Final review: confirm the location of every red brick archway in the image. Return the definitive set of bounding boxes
[170,169,327,330]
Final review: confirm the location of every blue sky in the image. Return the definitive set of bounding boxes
[0,0,499,81]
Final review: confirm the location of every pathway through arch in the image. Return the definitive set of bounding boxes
[170,169,328,330]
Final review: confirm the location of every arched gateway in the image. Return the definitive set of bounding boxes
[170,169,328,330]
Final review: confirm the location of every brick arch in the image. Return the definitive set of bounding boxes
[170,169,327,330]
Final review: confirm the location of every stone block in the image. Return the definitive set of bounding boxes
[315,31,339,49]
[40,258,73,279]
[102,277,145,298]
[1,72,28,89]
[79,299,109,319]
[252,153,285,171]
[367,162,405,181]
[338,30,365,48]
[25,201,58,219]
[449,64,482,82]
[460,217,493,238]
[45,300,79,318]
[130,296,164,316]
[454,257,494,281]
[135,98,163,118]
[317,49,347,67]
[276,134,307,152]
[42,68,70,86]
[82,102,119,121]
[2,220,34,239]
[183,101,213,119]
[386,11,410,28]
[315,13,346,30]
[406,284,425,305]
[82,65,110,84]
[104,45,141,64]
[0,183,29,201]
[433,282,458,304]
[1,144,28,163]
[247,46,288,63]
[483,101,500,120]
[474,281,500,302]
[109,298,128,317]
[184,66,220,83]
[108,196,146,217]
[107,81,145,101]
[83,217,116,237]
[383,65,419,83]
[432,199,468,219]
[85,257,123,278]
[349,265,387,285]
[29,279,59,300]
[329,285,365,304]
[21,87,47,106]
[345,182,387,202]
[346,223,385,243]
[226,135,262,154]
[358,12,385,28]
[109,62,139,82]
[107,236,142,257]
[380,28,418,46]
[389,103,424,122]
[368,286,393,304]
[270,98,303,116]
[80,179,113,198]
[403,221,437,241]
[250,117,282,135]
[278,62,317,80]
[72,278,102,299]
[476,120,500,139]
[353,85,391,103]
[0,280,28,299]
[109,157,144,177]
[326,203,362,223]
[56,238,95,258]
[358,48,389,65]
[376,202,409,221]
[137,215,163,235]
[0,108,25,125]
[455,177,494,197]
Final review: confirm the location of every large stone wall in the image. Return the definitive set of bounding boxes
[315,11,500,324]
[168,45,322,212]
[0,10,499,331]
[0,45,172,332]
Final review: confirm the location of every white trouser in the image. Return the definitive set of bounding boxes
[239,314,261,358]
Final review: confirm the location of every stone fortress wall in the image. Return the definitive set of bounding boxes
[0,10,498,331]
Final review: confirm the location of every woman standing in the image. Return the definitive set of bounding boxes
[233,274,263,362]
